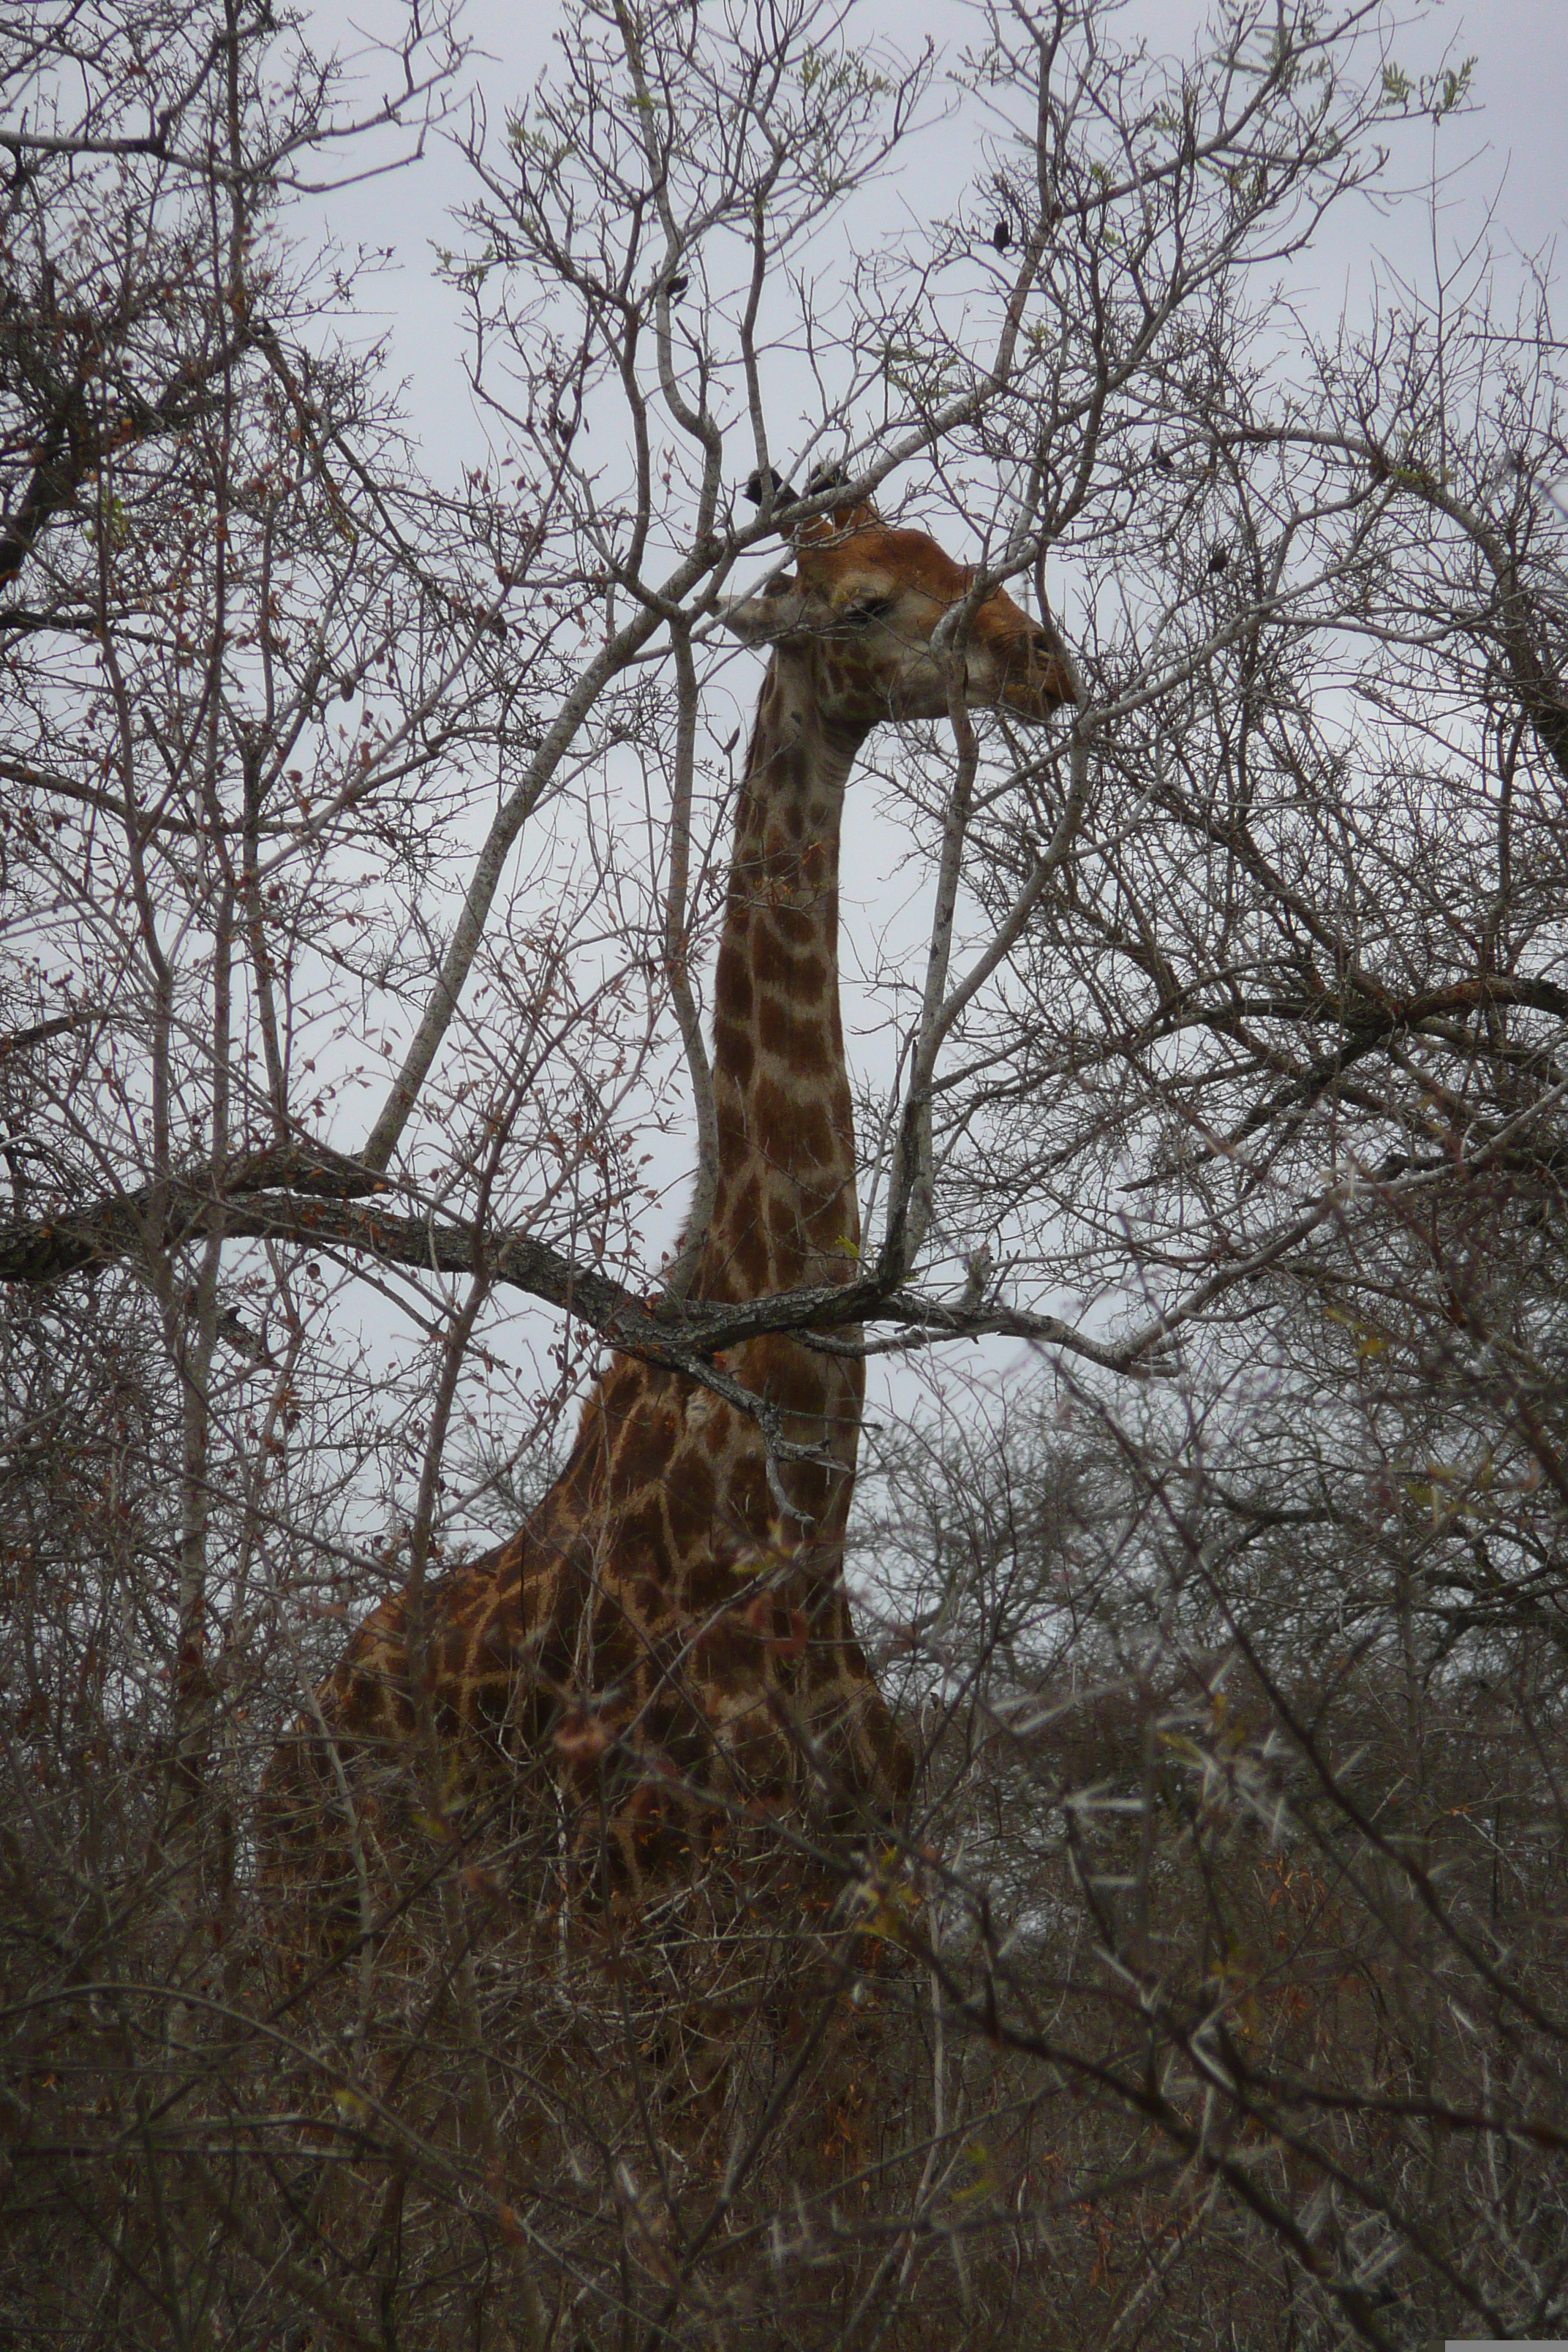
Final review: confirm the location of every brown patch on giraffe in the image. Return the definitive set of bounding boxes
[727,1455,768,1530]
[611,1399,681,1488]
[699,1401,734,1458]
[804,1186,856,1253]
[783,1096,838,1173]
[715,938,753,1014]
[687,1615,755,1691]
[756,991,831,1074]
[748,1073,799,1164]
[378,1688,418,1738]
[434,1621,475,1692]
[664,1447,718,1553]
[766,902,823,951]
[577,1615,640,1701]
[728,1224,770,1292]
[684,1556,736,1616]
[471,1591,518,1673]
[491,1528,525,1585]
[642,1685,715,1772]
[715,1183,769,1289]
[603,1422,664,1496]
[714,1161,759,1221]
[595,1361,647,1433]
[750,924,828,997]
[715,1098,750,1169]
[630,1572,670,1624]
[764,1188,804,1260]
[712,1013,754,1086]
[608,1496,667,1570]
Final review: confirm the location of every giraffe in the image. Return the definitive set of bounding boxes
[260,479,1077,1932]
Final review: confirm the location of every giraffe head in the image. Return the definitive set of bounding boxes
[723,472,1078,731]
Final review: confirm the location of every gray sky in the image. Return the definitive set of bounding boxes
[311,0,1567,487]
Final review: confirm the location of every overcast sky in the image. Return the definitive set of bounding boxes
[308,0,1567,485]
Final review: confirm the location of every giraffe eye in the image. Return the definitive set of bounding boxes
[847,595,893,626]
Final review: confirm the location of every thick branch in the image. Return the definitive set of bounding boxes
[0,1161,1163,1382]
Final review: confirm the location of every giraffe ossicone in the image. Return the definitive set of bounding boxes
[260,485,1077,1928]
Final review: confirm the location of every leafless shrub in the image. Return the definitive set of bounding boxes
[4,1,1566,2346]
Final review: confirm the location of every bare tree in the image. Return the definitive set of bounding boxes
[5,0,1565,2345]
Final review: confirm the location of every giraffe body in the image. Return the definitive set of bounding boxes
[261,490,1077,1917]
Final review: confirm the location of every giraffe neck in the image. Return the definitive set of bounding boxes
[696,653,866,1308]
